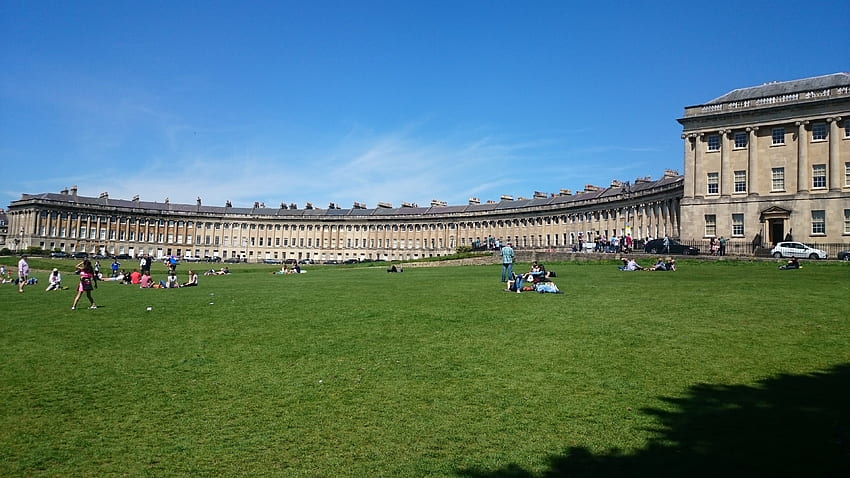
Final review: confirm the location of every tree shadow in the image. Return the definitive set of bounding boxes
[458,363,850,477]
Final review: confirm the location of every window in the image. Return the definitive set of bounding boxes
[707,134,720,151]
[707,172,719,194]
[845,121,850,138]
[704,214,716,237]
[812,122,827,141]
[811,210,825,235]
[845,162,850,187]
[732,214,744,236]
[734,170,747,193]
[844,209,850,234]
[772,127,785,145]
[812,164,827,189]
[734,131,748,148]
[771,167,785,191]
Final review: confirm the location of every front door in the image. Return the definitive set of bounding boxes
[769,219,784,245]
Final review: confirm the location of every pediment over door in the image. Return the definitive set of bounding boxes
[759,205,792,221]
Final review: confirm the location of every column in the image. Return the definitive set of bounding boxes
[694,134,704,198]
[747,126,759,195]
[683,134,695,198]
[828,117,843,190]
[796,121,809,193]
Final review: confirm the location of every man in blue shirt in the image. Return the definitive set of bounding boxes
[500,242,515,283]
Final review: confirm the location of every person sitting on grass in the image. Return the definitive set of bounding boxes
[45,268,62,291]
[181,270,198,287]
[140,271,153,288]
[779,257,801,270]
[618,258,643,271]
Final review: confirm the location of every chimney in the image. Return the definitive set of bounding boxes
[468,197,480,205]
[70,185,78,196]
[533,191,548,199]
[559,189,572,196]
[60,187,69,195]
[500,195,514,202]
[99,192,108,199]
[663,169,680,178]
[132,195,140,202]
[377,202,393,208]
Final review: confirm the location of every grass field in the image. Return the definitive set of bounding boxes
[1,257,848,477]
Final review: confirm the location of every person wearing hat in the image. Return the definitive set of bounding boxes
[46,268,62,291]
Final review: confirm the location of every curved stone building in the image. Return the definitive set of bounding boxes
[4,174,683,262]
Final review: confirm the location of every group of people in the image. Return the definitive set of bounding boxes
[504,261,559,293]
[500,245,560,294]
[619,257,676,271]
[709,236,728,256]
[204,267,231,276]
[571,233,635,254]
[272,263,301,274]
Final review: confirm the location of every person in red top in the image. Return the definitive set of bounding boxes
[130,269,142,284]
[72,260,98,310]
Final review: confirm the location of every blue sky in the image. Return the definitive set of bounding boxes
[1,0,847,209]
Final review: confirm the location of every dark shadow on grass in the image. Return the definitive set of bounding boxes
[457,363,850,477]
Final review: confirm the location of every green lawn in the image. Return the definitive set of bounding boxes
[1,258,848,477]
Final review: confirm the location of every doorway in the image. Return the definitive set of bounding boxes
[769,219,785,245]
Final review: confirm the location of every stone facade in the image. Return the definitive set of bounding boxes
[4,176,682,261]
[678,72,850,246]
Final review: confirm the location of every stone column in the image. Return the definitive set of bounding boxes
[694,134,704,198]
[796,121,809,193]
[683,134,695,198]
[828,117,843,190]
[747,126,759,195]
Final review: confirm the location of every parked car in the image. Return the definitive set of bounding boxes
[182,255,201,262]
[344,258,360,264]
[50,251,70,258]
[71,252,89,259]
[91,254,107,260]
[298,259,312,264]
[643,238,700,255]
[205,256,221,263]
[113,254,132,260]
[262,258,282,264]
[770,242,827,259]
[323,260,340,265]
[838,250,850,261]
[224,257,244,263]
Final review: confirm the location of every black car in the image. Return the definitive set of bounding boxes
[224,257,244,263]
[838,250,850,261]
[71,252,89,259]
[114,254,132,260]
[643,238,699,255]
[50,251,70,258]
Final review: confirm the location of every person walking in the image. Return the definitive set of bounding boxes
[17,254,29,293]
[500,242,515,283]
[71,260,98,310]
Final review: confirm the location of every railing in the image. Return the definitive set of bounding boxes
[679,239,850,258]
